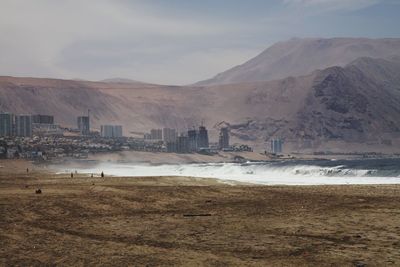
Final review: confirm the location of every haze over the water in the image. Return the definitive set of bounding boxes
[1,0,400,85]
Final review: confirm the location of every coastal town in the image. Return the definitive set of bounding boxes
[0,111,257,161]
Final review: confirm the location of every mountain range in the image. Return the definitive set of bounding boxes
[1,37,400,153]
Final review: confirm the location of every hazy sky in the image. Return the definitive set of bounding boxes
[1,0,399,85]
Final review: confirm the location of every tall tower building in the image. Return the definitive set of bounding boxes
[114,125,123,138]
[150,129,162,140]
[101,125,123,138]
[32,114,54,124]
[162,128,177,143]
[0,113,14,137]
[219,127,230,150]
[188,128,198,152]
[15,115,32,137]
[77,116,90,135]
[176,134,189,153]
[197,126,209,148]
[271,139,283,154]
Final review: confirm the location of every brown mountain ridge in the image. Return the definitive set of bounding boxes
[197,37,400,85]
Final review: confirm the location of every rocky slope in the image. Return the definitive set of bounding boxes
[197,38,400,85]
[290,57,400,151]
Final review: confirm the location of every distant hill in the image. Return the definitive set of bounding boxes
[100,78,146,84]
[196,38,400,85]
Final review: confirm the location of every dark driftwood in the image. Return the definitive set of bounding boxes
[183,213,211,217]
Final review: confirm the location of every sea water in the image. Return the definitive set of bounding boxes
[62,158,400,185]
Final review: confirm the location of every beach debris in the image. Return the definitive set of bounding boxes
[183,213,211,217]
[35,189,42,194]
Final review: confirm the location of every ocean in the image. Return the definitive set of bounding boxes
[61,158,400,185]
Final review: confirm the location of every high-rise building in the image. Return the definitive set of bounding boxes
[32,114,59,136]
[77,116,90,135]
[15,115,32,137]
[187,128,197,152]
[0,113,14,137]
[219,127,230,150]
[32,114,54,124]
[150,129,162,140]
[101,125,113,138]
[144,133,152,140]
[101,125,123,138]
[176,134,189,153]
[162,128,177,143]
[166,142,177,153]
[271,139,283,154]
[197,126,209,148]
[114,125,123,138]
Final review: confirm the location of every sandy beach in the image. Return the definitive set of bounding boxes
[1,159,400,266]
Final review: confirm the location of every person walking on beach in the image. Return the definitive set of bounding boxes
[71,172,73,178]
[101,171,104,178]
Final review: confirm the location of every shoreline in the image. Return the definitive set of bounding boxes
[46,156,400,186]
[2,158,400,187]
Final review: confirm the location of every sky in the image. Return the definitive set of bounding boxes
[1,0,400,85]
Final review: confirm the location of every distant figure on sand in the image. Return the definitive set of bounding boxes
[71,172,73,178]
[91,173,93,178]
[26,168,29,173]
[101,171,104,178]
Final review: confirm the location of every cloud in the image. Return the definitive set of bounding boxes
[0,0,398,84]
[0,0,250,84]
[55,38,259,85]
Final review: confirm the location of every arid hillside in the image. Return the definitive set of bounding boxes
[1,57,400,152]
[0,77,200,134]
[197,38,400,85]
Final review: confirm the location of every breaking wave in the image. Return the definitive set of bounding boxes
[66,158,400,185]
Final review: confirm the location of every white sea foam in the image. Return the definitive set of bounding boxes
[64,162,400,185]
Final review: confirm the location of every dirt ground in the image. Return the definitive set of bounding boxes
[1,160,400,266]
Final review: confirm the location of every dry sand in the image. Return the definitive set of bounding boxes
[1,160,400,266]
